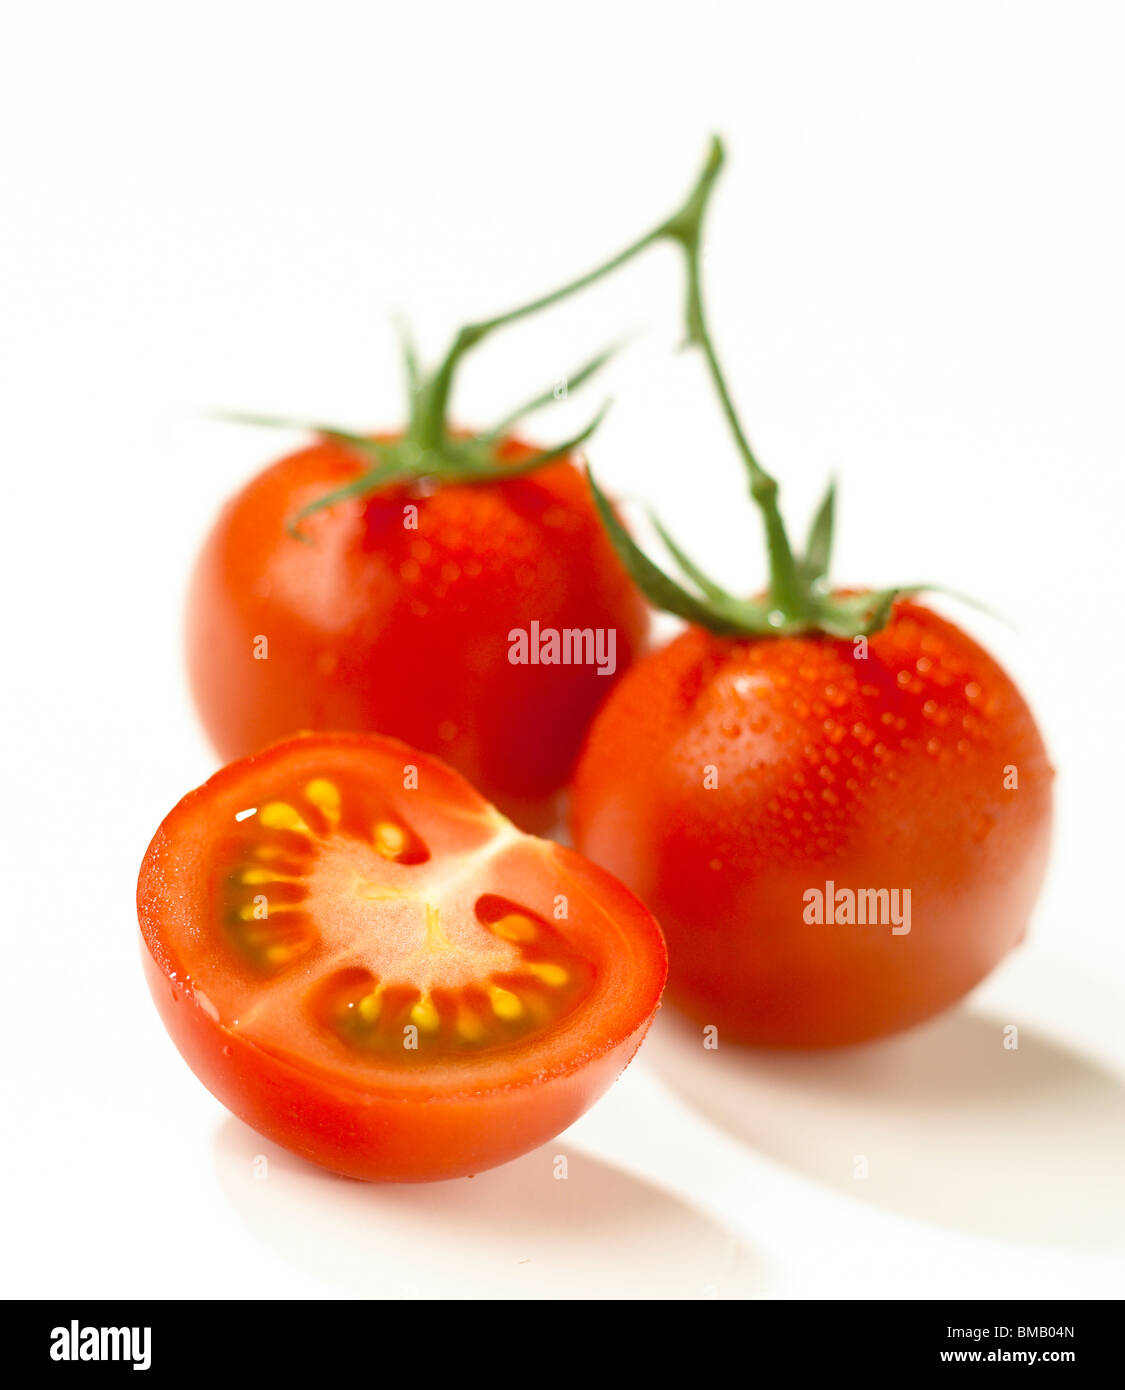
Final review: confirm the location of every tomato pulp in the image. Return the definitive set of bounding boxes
[571,601,1053,1048]
[187,437,649,831]
[138,733,667,1181]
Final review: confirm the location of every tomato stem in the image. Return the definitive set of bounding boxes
[411,140,731,452]
[231,143,741,531]
[661,140,805,621]
[585,141,972,641]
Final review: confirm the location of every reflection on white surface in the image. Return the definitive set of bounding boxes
[215,1118,762,1299]
[647,1008,1125,1245]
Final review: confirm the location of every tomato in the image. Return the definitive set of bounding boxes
[570,600,1053,1048]
[137,732,666,1182]
[186,436,648,832]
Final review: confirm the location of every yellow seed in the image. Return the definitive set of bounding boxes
[264,943,296,964]
[305,778,341,824]
[457,1008,485,1042]
[488,985,523,1021]
[259,802,310,834]
[491,913,537,944]
[254,844,284,860]
[410,995,440,1031]
[357,990,382,1024]
[373,820,408,858]
[527,962,568,987]
[240,868,300,885]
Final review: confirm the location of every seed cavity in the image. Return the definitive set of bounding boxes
[457,1007,485,1042]
[222,775,592,1057]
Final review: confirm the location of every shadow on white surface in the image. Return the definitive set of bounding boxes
[647,1008,1125,1246]
[215,1117,762,1299]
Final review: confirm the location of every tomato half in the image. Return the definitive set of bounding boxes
[571,601,1053,1048]
[186,436,649,831]
[138,733,667,1182]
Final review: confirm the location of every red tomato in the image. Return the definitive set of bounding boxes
[138,732,667,1182]
[570,601,1053,1048]
[186,436,648,831]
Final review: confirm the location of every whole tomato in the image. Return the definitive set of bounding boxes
[188,435,647,830]
[571,600,1053,1046]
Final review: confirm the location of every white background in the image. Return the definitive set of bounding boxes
[3,0,1123,1300]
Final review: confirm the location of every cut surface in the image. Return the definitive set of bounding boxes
[141,733,665,1097]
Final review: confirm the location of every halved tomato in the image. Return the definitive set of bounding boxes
[137,732,667,1182]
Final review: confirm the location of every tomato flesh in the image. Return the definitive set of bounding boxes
[138,733,667,1181]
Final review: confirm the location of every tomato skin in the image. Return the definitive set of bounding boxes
[187,437,649,831]
[570,601,1053,1048]
[138,732,667,1182]
[139,945,652,1182]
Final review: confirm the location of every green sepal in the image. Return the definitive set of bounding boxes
[800,478,836,589]
[454,402,612,483]
[215,410,384,463]
[222,388,612,536]
[285,458,416,539]
[809,587,907,637]
[587,468,782,636]
[649,512,738,605]
[393,316,422,402]
[481,342,622,443]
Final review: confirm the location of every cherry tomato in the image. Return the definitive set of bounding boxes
[571,601,1053,1048]
[138,732,667,1181]
[187,437,649,831]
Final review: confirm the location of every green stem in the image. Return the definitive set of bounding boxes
[672,153,805,621]
[413,140,729,449]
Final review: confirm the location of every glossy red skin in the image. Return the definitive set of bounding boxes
[187,436,649,831]
[138,732,667,1182]
[570,601,1053,1048]
[140,945,650,1182]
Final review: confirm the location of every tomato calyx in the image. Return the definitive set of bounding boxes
[223,358,615,539]
[588,466,937,638]
[217,140,728,538]
[587,140,964,641]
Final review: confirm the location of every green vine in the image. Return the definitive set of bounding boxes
[588,137,948,640]
[224,143,728,538]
